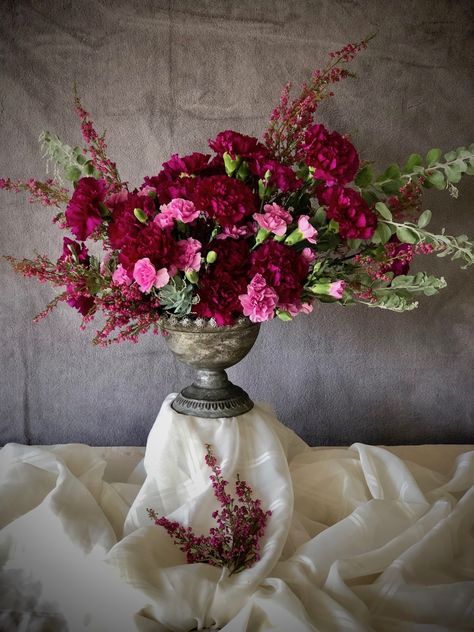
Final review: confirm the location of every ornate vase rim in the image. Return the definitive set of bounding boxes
[159,315,260,333]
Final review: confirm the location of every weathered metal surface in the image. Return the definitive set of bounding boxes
[160,317,260,418]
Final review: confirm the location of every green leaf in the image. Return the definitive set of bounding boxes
[384,164,401,180]
[375,202,393,221]
[236,160,249,181]
[417,209,432,228]
[355,164,373,188]
[403,153,423,172]
[381,179,403,195]
[396,226,419,244]
[445,165,462,183]
[361,190,379,205]
[372,223,392,245]
[64,165,82,182]
[426,148,442,166]
[444,150,457,161]
[347,238,362,250]
[313,207,326,226]
[425,171,446,190]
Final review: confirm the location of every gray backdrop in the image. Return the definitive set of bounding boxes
[1,0,473,447]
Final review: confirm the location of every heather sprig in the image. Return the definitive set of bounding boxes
[73,87,122,190]
[147,445,272,575]
[264,34,374,163]
[0,177,69,207]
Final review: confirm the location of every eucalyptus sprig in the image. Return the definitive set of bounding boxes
[39,131,99,185]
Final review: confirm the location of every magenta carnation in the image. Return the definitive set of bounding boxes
[59,237,89,265]
[194,176,257,227]
[65,177,107,241]
[250,241,309,305]
[299,124,359,185]
[107,190,156,250]
[209,130,267,160]
[194,240,251,325]
[118,222,175,275]
[318,185,377,240]
[66,284,95,316]
[251,158,302,192]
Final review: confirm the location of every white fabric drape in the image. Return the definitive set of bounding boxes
[0,395,473,631]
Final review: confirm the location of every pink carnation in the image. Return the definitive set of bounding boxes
[328,280,346,299]
[301,247,317,264]
[297,215,317,243]
[158,198,200,225]
[173,238,202,273]
[253,203,292,236]
[216,223,256,240]
[279,301,314,317]
[112,264,132,286]
[239,273,278,323]
[133,258,169,293]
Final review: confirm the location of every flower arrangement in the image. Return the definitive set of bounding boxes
[147,445,271,575]
[2,35,473,345]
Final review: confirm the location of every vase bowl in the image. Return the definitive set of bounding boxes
[160,317,260,418]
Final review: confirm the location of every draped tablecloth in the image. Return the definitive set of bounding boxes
[0,394,473,631]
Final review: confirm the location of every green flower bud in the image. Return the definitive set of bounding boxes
[310,282,331,295]
[223,152,241,176]
[133,208,148,224]
[255,227,270,245]
[285,228,303,246]
[185,269,199,284]
[276,310,293,321]
[206,250,217,264]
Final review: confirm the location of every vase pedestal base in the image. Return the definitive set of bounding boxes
[171,368,254,418]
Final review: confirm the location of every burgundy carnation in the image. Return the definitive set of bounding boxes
[209,130,267,160]
[250,241,309,305]
[118,222,175,275]
[382,238,414,276]
[251,158,302,192]
[318,185,377,241]
[59,237,89,265]
[194,176,257,227]
[65,177,107,241]
[142,153,223,205]
[66,284,95,316]
[194,239,251,325]
[107,190,156,250]
[299,124,359,186]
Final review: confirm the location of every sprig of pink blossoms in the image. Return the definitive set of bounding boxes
[147,445,271,575]
[0,177,69,207]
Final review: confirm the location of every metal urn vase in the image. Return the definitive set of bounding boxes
[160,317,260,418]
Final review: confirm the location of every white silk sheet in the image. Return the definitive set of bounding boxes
[0,395,473,631]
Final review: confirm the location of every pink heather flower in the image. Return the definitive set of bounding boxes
[174,238,202,272]
[253,203,292,236]
[328,280,346,299]
[112,264,132,286]
[133,258,169,293]
[297,215,317,243]
[239,273,278,323]
[301,247,317,264]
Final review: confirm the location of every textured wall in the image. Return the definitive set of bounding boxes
[0,0,473,446]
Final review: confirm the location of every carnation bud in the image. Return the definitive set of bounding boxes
[185,269,199,284]
[310,282,331,295]
[223,152,241,176]
[284,228,304,246]
[206,250,217,264]
[255,227,270,245]
[133,208,148,224]
[276,309,293,321]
